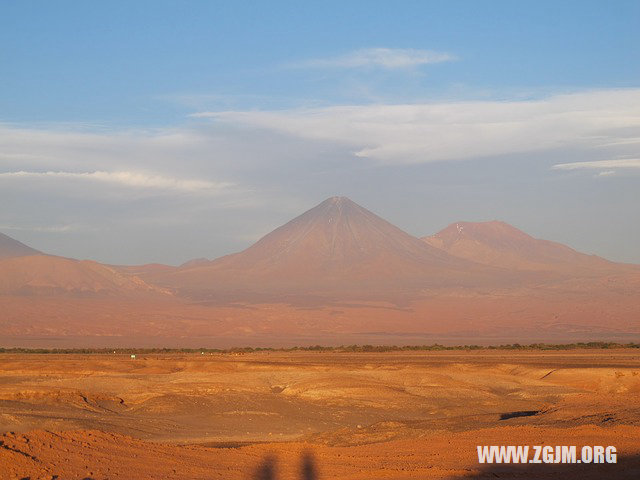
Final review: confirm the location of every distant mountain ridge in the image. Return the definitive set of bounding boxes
[0,233,165,296]
[2,202,636,298]
[0,255,164,296]
[422,220,622,274]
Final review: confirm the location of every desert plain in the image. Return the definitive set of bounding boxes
[1,348,639,479]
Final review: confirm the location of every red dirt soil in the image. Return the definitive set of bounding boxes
[1,350,639,479]
[2,426,639,480]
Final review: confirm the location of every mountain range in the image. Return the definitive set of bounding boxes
[145,197,518,301]
[1,197,638,346]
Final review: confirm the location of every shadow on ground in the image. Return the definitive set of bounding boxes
[251,452,640,480]
[254,451,317,480]
[15,452,639,479]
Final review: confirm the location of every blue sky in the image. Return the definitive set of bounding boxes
[1,1,639,264]
[3,1,638,122]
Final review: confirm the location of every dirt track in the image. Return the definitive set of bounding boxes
[1,350,639,479]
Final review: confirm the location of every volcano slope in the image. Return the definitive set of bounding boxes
[1,349,639,479]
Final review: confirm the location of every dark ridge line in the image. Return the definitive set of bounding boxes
[0,341,639,355]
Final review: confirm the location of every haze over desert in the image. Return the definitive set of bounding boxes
[1,196,638,348]
[2,2,639,478]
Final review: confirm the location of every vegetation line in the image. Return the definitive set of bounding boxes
[0,342,638,355]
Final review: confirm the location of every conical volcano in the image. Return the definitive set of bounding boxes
[217,196,459,274]
[155,197,499,300]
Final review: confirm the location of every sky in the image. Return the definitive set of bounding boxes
[1,0,639,265]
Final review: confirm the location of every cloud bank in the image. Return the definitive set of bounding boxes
[0,170,231,193]
[552,158,640,170]
[195,88,640,165]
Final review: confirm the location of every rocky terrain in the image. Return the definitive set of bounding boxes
[1,349,639,479]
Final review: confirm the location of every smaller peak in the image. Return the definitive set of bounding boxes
[435,220,532,242]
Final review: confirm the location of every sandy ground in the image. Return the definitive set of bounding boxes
[1,350,639,479]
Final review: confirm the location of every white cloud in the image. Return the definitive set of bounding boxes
[552,158,640,170]
[0,170,231,193]
[0,124,247,203]
[193,88,640,165]
[292,48,455,69]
